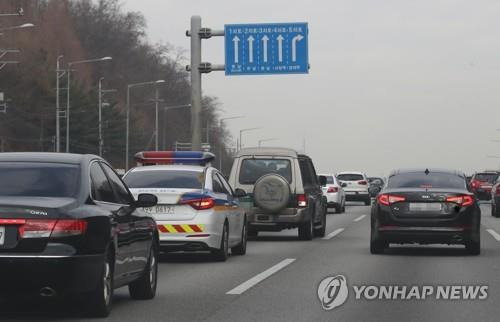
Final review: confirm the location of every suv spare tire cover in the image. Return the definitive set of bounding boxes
[253,174,291,213]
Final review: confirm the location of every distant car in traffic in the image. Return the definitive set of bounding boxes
[370,168,480,255]
[318,173,346,213]
[0,153,159,317]
[469,171,499,200]
[336,172,371,205]
[490,178,500,217]
[368,177,385,198]
[228,147,327,240]
[123,151,248,261]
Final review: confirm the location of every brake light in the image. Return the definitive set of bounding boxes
[446,195,474,207]
[18,219,87,239]
[470,180,480,189]
[378,194,406,206]
[297,194,307,207]
[327,187,338,193]
[358,180,368,185]
[496,186,500,194]
[180,197,215,210]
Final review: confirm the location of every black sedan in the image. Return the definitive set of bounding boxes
[370,169,480,255]
[0,153,159,317]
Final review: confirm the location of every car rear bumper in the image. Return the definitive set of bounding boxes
[377,226,475,244]
[0,253,103,296]
[247,207,310,231]
[345,192,370,201]
[325,193,341,205]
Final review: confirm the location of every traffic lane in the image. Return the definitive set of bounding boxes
[0,204,370,321]
[206,205,500,322]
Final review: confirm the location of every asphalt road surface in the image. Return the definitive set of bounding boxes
[3,202,500,321]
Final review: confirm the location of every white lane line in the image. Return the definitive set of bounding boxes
[322,228,345,240]
[486,229,500,242]
[354,215,367,222]
[226,258,296,295]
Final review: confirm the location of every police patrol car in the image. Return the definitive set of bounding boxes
[123,151,247,261]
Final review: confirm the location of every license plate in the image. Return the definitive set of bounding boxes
[143,205,175,214]
[0,226,4,246]
[481,186,491,189]
[409,203,442,212]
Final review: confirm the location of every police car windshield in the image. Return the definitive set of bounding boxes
[124,170,204,189]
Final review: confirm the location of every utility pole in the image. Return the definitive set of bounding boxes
[55,55,64,152]
[98,77,103,156]
[187,16,225,151]
[190,16,202,151]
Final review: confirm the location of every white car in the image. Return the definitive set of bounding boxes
[336,171,371,206]
[318,173,346,213]
[123,164,248,261]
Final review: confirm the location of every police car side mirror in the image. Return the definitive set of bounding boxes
[135,193,158,208]
[234,189,247,198]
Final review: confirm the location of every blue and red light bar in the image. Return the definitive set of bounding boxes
[134,151,215,166]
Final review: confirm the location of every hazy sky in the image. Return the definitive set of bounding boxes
[122,0,500,176]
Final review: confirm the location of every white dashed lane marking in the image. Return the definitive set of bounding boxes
[486,229,500,242]
[226,258,296,295]
[354,215,367,222]
[322,228,345,240]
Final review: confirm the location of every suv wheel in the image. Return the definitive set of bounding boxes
[298,216,313,241]
[364,197,371,206]
[313,207,326,237]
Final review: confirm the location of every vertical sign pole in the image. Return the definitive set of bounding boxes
[55,57,61,152]
[155,85,159,151]
[98,77,103,156]
[65,67,71,153]
[190,16,202,151]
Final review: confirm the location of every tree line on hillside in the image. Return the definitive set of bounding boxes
[0,0,235,172]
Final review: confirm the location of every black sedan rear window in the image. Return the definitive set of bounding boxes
[124,170,204,189]
[387,172,466,189]
[0,162,80,197]
[473,173,498,183]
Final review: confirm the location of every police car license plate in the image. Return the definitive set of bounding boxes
[0,226,5,246]
[144,205,175,214]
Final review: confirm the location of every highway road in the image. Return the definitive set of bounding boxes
[3,203,500,321]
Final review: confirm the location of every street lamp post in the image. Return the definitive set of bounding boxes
[55,55,64,152]
[125,80,165,170]
[219,116,244,170]
[65,56,112,153]
[239,127,261,151]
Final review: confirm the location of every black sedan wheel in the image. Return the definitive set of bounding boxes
[86,250,114,317]
[129,245,158,299]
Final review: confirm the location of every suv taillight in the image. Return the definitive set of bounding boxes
[358,180,368,185]
[297,194,307,207]
[327,187,338,193]
[18,219,87,239]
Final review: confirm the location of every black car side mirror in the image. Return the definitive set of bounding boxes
[318,175,327,186]
[135,193,158,208]
[234,188,247,198]
[341,182,347,188]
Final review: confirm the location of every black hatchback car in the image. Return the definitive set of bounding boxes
[370,169,480,255]
[0,153,159,317]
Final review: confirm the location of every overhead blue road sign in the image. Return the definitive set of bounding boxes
[224,22,309,76]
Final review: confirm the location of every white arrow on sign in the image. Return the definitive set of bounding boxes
[233,36,240,64]
[262,35,269,63]
[248,35,255,63]
[277,34,284,63]
[291,34,304,62]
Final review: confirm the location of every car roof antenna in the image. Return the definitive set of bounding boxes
[424,168,430,175]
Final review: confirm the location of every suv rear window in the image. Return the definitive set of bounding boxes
[473,173,498,183]
[124,170,204,189]
[0,162,80,197]
[387,172,466,189]
[337,174,364,181]
[239,159,292,184]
